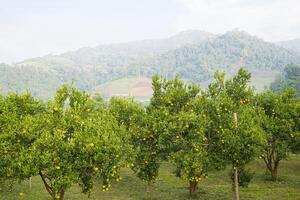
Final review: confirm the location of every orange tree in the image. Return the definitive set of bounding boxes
[294,98,300,152]
[206,69,265,200]
[148,75,211,196]
[255,89,299,181]
[109,97,161,195]
[130,112,162,195]
[0,93,44,189]
[26,85,128,200]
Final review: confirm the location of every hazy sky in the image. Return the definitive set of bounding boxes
[1,0,300,63]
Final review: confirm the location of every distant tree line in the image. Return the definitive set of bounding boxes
[271,63,300,95]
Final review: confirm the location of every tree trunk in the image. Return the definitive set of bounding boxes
[55,190,65,200]
[270,162,279,181]
[48,191,64,200]
[39,172,54,198]
[233,167,240,200]
[189,180,198,196]
[29,177,32,191]
[262,149,280,181]
[146,180,152,199]
[271,169,277,181]
[39,171,65,200]
[232,113,240,200]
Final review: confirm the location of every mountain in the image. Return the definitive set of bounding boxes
[1,30,300,99]
[150,30,299,81]
[276,38,300,52]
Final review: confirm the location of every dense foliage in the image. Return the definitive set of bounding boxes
[0,68,299,199]
[205,69,265,199]
[108,97,162,190]
[0,93,44,187]
[148,75,211,195]
[256,89,299,181]
[0,86,129,200]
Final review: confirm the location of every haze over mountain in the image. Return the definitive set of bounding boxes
[1,30,300,99]
[277,39,300,52]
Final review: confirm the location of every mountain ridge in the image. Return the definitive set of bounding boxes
[1,30,300,99]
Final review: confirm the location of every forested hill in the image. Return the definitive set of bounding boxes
[1,30,300,99]
[277,38,300,52]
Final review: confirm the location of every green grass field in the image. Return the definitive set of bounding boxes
[1,154,299,200]
[92,77,152,98]
[250,70,279,92]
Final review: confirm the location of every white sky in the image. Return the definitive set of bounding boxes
[176,0,300,41]
[0,0,299,63]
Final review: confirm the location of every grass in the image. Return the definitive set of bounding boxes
[92,77,152,98]
[1,156,299,200]
[250,70,279,92]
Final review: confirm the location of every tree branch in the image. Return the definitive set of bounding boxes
[39,171,54,197]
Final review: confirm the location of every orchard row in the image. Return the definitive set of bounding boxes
[0,69,299,200]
